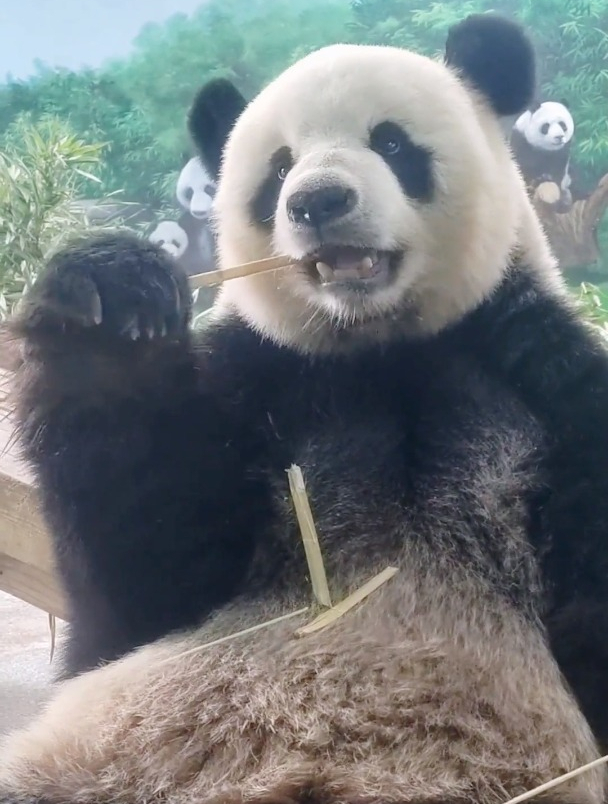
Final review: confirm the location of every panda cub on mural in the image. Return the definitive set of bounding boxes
[510,100,575,208]
[4,14,608,804]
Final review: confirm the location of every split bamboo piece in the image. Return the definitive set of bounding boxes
[189,255,292,289]
[294,566,399,637]
[287,464,332,608]
[151,463,398,666]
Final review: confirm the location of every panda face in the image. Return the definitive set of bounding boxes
[211,43,547,351]
[176,157,217,220]
[515,102,574,152]
[149,220,188,259]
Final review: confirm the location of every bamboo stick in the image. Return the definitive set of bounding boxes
[295,566,399,637]
[287,464,332,609]
[189,255,292,289]
[501,754,608,804]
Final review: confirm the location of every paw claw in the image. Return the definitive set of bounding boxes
[121,316,141,341]
[91,291,103,326]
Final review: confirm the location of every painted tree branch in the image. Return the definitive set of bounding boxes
[532,174,608,271]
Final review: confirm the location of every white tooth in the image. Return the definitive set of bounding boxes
[316,261,334,281]
[361,256,374,271]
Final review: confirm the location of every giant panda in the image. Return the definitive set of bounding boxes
[2,14,608,804]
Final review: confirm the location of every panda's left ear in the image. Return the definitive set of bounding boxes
[444,13,536,117]
[187,78,248,180]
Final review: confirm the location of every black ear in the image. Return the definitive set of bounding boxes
[444,14,536,117]
[187,78,248,180]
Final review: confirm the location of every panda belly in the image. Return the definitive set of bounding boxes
[0,356,603,804]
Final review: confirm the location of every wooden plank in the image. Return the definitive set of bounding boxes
[0,477,54,570]
[0,553,68,621]
[0,356,69,619]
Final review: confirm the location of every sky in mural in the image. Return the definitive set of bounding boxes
[0,0,206,80]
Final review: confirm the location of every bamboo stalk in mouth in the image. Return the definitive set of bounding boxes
[189,255,292,289]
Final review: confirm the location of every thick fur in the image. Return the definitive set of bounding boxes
[1,254,606,803]
[454,263,608,748]
[188,79,247,180]
[444,14,536,116]
[3,14,608,804]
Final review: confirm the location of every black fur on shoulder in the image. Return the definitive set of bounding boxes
[453,263,608,749]
[187,78,247,180]
[444,13,536,116]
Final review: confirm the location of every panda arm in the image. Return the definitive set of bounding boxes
[10,232,269,677]
[456,266,608,746]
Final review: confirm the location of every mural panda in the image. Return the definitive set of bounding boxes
[510,100,575,209]
[149,156,219,311]
[174,155,218,272]
[148,218,189,260]
[3,14,608,804]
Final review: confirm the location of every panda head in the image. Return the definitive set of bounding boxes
[149,220,189,259]
[189,14,554,352]
[176,157,217,221]
[514,101,574,152]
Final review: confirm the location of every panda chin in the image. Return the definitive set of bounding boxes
[304,246,401,292]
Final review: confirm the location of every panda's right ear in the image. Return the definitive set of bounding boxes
[187,79,247,180]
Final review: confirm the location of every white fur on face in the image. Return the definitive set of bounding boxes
[514,102,575,151]
[176,157,217,220]
[211,43,558,354]
[149,220,188,259]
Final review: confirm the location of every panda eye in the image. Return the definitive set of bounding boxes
[559,121,567,132]
[368,120,434,203]
[185,187,194,201]
[541,123,550,135]
[381,138,401,156]
[277,164,290,181]
[370,122,404,157]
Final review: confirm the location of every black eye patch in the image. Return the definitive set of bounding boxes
[369,121,434,203]
[250,146,294,227]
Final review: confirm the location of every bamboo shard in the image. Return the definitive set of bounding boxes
[189,255,292,289]
[295,566,399,637]
[287,464,333,609]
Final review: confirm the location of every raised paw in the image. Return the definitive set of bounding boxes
[15,231,192,343]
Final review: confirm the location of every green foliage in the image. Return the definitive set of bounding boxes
[0,0,354,208]
[1,0,607,206]
[576,281,608,337]
[0,117,110,319]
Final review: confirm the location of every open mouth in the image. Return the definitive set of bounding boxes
[302,246,402,288]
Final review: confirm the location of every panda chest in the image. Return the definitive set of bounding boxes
[255,355,543,595]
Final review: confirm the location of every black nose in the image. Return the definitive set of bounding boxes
[287,185,357,228]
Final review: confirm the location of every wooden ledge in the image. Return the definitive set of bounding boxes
[0,359,68,620]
